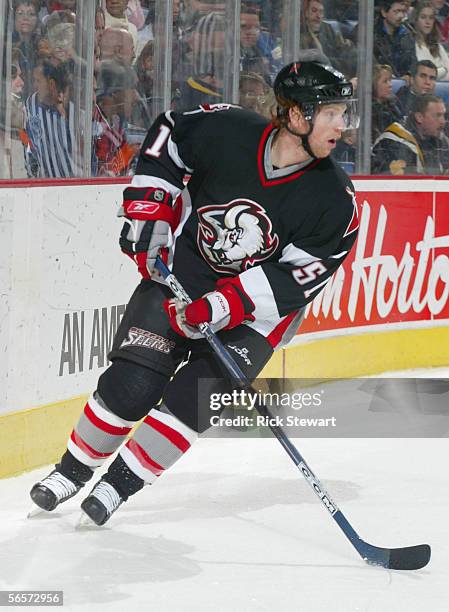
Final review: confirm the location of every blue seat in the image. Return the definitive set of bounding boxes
[323,19,342,34]
[391,79,406,94]
[340,20,357,39]
[338,161,355,174]
[435,81,449,106]
[322,19,357,40]
[392,79,449,106]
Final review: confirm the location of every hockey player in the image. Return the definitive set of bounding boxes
[30,54,360,526]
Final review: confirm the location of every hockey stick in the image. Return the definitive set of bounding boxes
[156,256,431,571]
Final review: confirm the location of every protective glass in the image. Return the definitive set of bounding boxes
[315,100,360,130]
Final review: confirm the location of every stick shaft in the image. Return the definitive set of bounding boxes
[156,257,341,514]
[155,257,430,569]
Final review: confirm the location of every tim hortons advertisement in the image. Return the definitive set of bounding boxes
[300,190,449,334]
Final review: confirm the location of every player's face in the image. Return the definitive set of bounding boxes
[416,101,446,137]
[412,67,437,94]
[308,104,347,157]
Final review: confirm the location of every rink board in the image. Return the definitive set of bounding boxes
[0,177,448,477]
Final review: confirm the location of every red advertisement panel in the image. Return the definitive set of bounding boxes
[301,189,449,334]
[434,191,449,321]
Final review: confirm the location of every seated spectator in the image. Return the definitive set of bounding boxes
[431,0,449,47]
[239,71,268,115]
[23,60,77,178]
[47,22,76,65]
[38,1,76,24]
[239,3,282,84]
[400,0,414,20]
[95,6,106,43]
[409,0,449,80]
[135,40,154,105]
[95,59,151,174]
[93,95,130,176]
[0,47,26,178]
[174,11,225,111]
[37,9,76,65]
[97,58,149,127]
[396,59,438,116]
[100,27,136,65]
[300,0,357,78]
[104,0,139,56]
[183,0,225,29]
[12,0,41,99]
[134,1,155,59]
[9,49,26,131]
[372,93,449,174]
[42,7,76,29]
[373,0,417,78]
[255,32,283,85]
[332,128,357,170]
[240,7,271,82]
[372,63,403,140]
[126,0,145,31]
[243,1,283,41]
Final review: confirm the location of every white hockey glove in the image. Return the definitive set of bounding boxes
[163,278,255,340]
[119,186,174,279]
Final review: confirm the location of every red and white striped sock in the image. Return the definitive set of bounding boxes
[67,393,136,469]
[119,406,198,484]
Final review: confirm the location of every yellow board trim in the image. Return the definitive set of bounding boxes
[1,326,448,479]
[0,396,87,479]
[283,326,449,379]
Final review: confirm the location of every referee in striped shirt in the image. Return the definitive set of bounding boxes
[24,61,79,178]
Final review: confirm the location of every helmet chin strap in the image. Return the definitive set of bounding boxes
[285,122,317,159]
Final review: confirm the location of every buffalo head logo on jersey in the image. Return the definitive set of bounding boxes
[197,199,279,273]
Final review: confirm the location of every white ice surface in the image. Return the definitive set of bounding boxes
[1,368,448,612]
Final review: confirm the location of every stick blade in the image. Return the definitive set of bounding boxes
[387,544,431,571]
[363,543,431,570]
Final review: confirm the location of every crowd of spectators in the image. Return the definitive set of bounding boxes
[330,0,449,174]
[369,0,449,174]
[2,0,449,179]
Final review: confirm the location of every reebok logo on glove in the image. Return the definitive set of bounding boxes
[127,201,161,216]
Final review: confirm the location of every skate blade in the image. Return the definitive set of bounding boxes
[27,504,48,519]
[75,511,100,530]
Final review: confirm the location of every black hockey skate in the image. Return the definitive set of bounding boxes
[30,470,83,511]
[80,479,124,526]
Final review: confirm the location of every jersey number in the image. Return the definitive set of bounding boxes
[293,261,327,285]
[144,124,171,158]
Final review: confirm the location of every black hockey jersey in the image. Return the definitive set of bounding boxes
[130,104,359,349]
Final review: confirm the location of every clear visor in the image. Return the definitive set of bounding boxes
[313,100,360,130]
